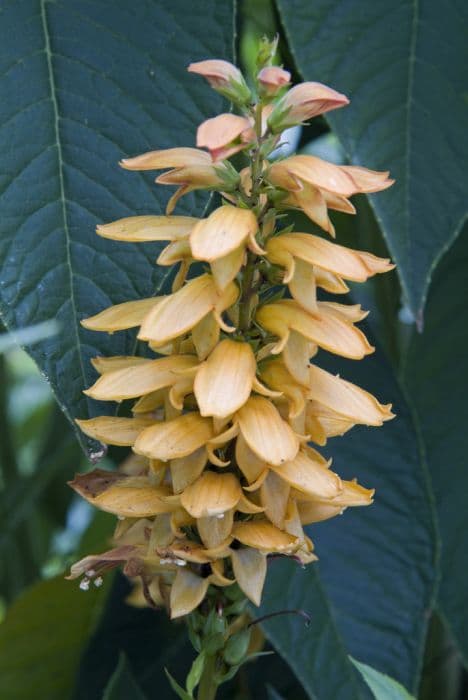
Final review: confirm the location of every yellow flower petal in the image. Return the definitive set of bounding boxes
[170,446,208,493]
[138,274,238,344]
[260,360,306,418]
[82,298,163,332]
[191,313,220,360]
[180,471,241,518]
[231,547,266,606]
[157,240,192,266]
[76,416,153,446]
[256,299,374,359]
[190,205,257,261]
[237,492,265,514]
[198,509,235,549]
[132,389,166,414]
[133,413,214,460]
[170,568,210,619]
[302,479,375,507]
[282,330,317,386]
[96,215,198,242]
[211,244,245,291]
[297,500,344,524]
[307,365,394,425]
[90,355,153,374]
[69,470,173,517]
[319,301,368,322]
[306,401,356,439]
[121,147,211,170]
[314,268,349,294]
[270,449,342,499]
[288,258,317,314]
[194,339,256,418]
[339,165,394,193]
[232,520,298,553]
[85,355,198,401]
[235,433,268,483]
[260,470,290,528]
[237,396,299,466]
[284,500,318,564]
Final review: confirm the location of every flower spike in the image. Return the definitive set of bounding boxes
[71,45,395,697]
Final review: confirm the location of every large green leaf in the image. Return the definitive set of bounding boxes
[0,575,109,699]
[260,334,437,697]
[276,0,468,317]
[404,224,468,663]
[0,0,234,454]
[351,659,416,700]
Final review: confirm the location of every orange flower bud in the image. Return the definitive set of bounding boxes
[268,81,349,132]
[188,59,251,105]
[257,66,291,96]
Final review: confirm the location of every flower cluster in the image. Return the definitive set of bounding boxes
[69,54,394,632]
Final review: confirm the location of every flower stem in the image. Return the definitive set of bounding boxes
[198,654,218,700]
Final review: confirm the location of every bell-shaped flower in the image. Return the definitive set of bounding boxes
[84,354,198,402]
[120,147,240,214]
[197,113,255,162]
[138,274,239,345]
[306,364,394,426]
[266,232,394,284]
[133,412,214,461]
[68,469,175,518]
[268,82,349,132]
[268,155,393,233]
[269,448,342,501]
[188,59,251,105]
[190,205,262,291]
[256,299,374,358]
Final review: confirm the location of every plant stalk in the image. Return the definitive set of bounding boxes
[198,654,219,700]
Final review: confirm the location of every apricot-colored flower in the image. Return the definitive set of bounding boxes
[197,113,254,161]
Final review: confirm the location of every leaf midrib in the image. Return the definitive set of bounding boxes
[39,0,88,420]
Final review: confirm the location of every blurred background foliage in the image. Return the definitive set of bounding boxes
[0,0,467,698]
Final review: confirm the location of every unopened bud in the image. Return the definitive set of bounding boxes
[268,81,349,133]
[257,66,291,98]
[224,627,251,666]
[188,60,251,106]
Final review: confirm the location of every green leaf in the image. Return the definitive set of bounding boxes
[276,0,468,317]
[0,574,109,700]
[260,332,437,697]
[185,651,205,696]
[403,223,468,664]
[103,653,147,700]
[164,670,193,700]
[351,658,416,700]
[0,0,235,455]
